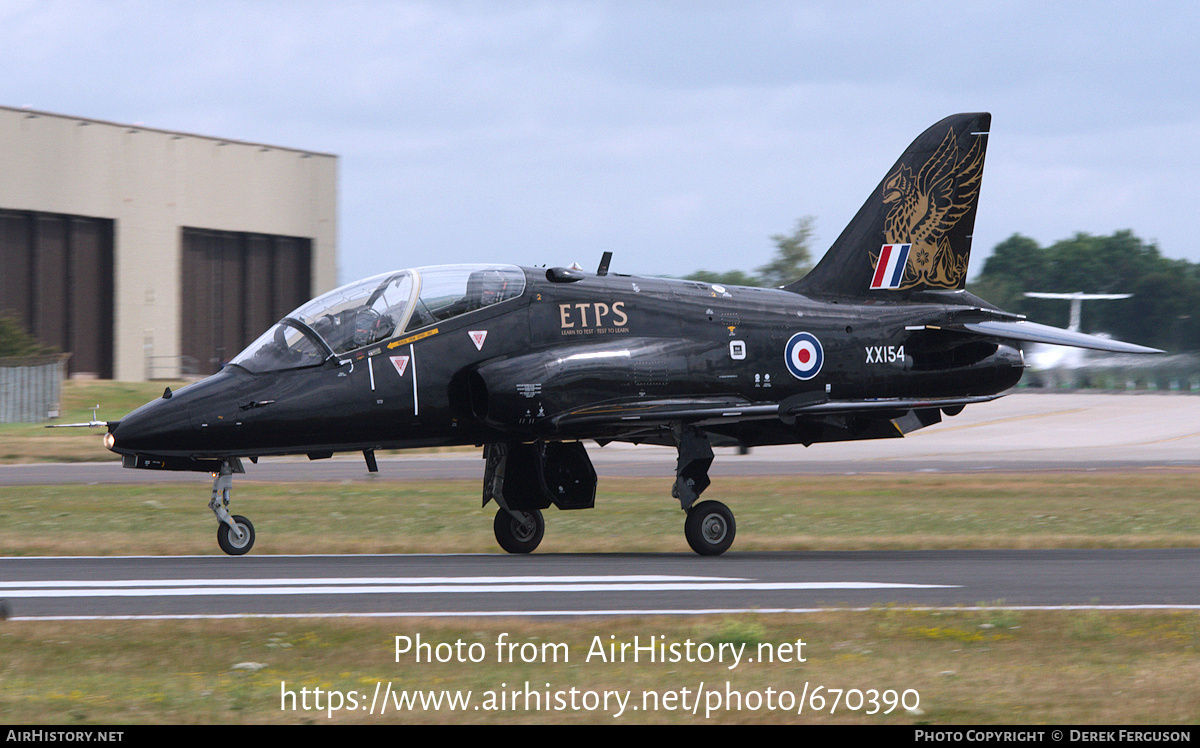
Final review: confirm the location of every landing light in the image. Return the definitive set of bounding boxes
[104,433,115,450]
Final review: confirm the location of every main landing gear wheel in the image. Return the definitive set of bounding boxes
[493,508,545,554]
[217,514,256,556]
[684,501,735,556]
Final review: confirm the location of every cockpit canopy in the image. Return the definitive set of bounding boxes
[230,264,525,373]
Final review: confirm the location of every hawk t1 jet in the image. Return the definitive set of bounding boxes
[102,113,1160,556]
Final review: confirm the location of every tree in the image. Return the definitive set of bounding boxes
[0,316,55,357]
[683,269,760,287]
[683,216,817,288]
[757,216,816,287]
[970,234,1045,312]
[972,230,1195,350]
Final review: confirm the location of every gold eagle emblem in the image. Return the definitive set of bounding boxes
[873,126,986,289]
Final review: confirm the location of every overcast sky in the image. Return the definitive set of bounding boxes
[3,1,1198,286]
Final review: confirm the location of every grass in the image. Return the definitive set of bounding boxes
[1,472,1198,556]
[1,611,1197,724]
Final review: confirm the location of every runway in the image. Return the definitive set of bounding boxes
[3,392,1199,620]
[3,549,1199,620]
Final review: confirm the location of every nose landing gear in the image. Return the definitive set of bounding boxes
[209,459,256,555]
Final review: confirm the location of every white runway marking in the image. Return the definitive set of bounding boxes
[0,575,740,588]
[12,605,1200,622]
[0,574,957,598]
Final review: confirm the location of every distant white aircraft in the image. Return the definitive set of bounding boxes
[1023,292,1132,371]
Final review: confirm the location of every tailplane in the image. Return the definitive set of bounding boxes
[787,113,990,298]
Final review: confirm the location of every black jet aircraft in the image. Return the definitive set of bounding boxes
[102,113,1160,556]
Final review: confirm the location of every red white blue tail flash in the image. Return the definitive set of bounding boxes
[870,243,911,290]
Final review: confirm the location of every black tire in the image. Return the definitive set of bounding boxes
[684,501,735,556]
[217,515,256,556]
[493,508,545,554]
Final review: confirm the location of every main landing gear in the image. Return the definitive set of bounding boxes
[209,459,256,556]
[481,427,738,556]
[674,424,736,556]
[482,441,596,554]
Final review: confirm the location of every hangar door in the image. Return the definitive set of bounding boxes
[181,228,312,376]
[0,210,115,378]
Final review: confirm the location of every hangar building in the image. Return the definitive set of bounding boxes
[0,105,337,381]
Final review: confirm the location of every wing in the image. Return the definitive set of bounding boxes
[550,392,1002,436]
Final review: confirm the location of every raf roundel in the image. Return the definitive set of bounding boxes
[784,331,824,380]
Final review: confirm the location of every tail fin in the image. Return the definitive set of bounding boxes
[787,112,990,298]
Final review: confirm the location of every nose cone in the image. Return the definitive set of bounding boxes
[107,367,269,460]
[107,393,195,457]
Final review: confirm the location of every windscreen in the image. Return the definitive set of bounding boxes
[295,271,415,355]
[229,265,524,373]
[228,319,330,373]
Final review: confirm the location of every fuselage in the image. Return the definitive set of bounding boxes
[107,265,1024,461]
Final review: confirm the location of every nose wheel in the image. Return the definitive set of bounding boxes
[684,500,735,556]
[217,515,256,555]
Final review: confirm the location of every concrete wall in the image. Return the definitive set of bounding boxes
[0,106,337,380]
[0,354,70,422]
